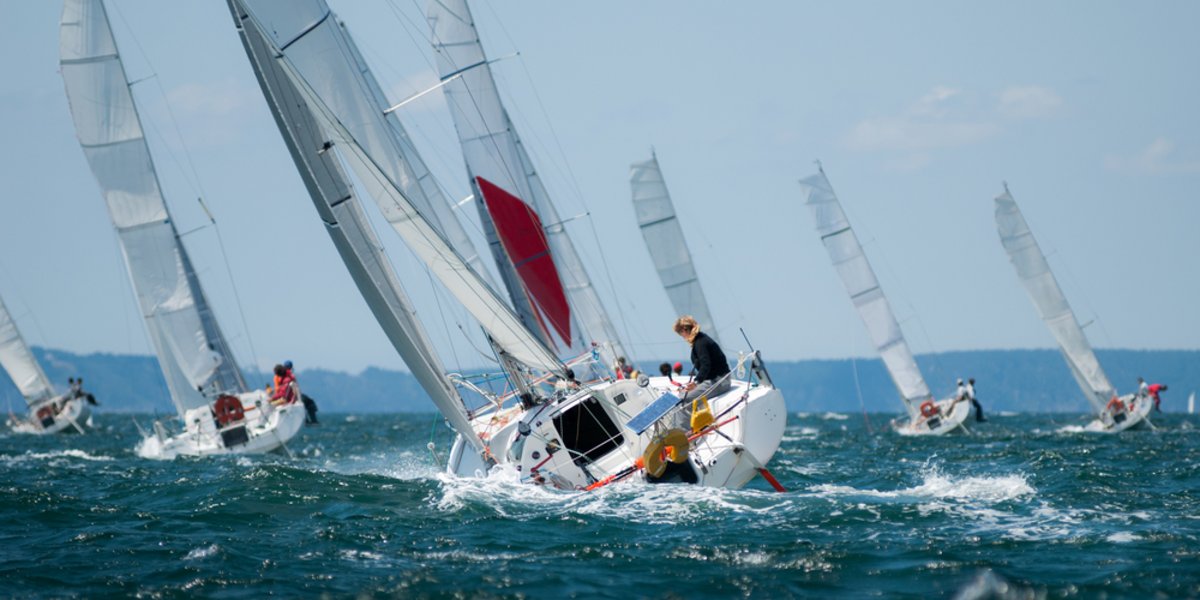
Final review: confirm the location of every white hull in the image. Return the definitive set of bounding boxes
[893,397,974,436]
[8,395,93,435]
[136,390,306,459]
[446,374,787,491]
[1083,393,1155,433]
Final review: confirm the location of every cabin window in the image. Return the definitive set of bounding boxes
[613,393,627,406]
[553,396,624,465]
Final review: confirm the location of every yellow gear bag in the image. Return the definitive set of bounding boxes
[690,395,714,434]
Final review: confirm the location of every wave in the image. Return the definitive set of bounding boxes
[810,466,1035,504]
[0,449,114,464]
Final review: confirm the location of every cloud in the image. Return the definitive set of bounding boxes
[997,85,1063,118]
[1104,137,1200,175]
[843,86,999,154]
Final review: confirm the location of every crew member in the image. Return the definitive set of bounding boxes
[967,377,985,422]
[1147,382,1168,412]
[673,315,730,401]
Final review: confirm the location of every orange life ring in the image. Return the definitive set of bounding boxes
[920,400,938,418]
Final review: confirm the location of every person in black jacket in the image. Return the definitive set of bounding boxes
[673,315,731,401]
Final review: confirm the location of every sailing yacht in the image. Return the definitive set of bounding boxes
[1,295,93,434]
[227,0,786,489]
[800,167,973,435]
[994,187,1152,432]
[60,0,305,457]
[629,152,720,344]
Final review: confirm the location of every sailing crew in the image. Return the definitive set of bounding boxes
[954,378,966,403]
[554,367,580,393]
[1138,377,1149,398]
[967,378,985,422]
[68,377,82,399]
[1147,382,1168,412]
[270,364,297,405]
[674,315,731,401]
[614,356,628,380]
[673,362,684,377]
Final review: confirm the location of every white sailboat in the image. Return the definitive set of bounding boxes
[1,295,92,434]
[994,186,1152,432]
[1189,392,1194,415]
[629,152,720,343]
[60,0,305,458]
[800,167,972,435]
[228,0,786,490]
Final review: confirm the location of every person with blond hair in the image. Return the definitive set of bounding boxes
[673,315,731,400]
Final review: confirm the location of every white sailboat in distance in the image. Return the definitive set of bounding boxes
[630,151,720,344]
[800,166,973,435]
[994,185,1153,432]
[228,0,787,490]
[60,0,305,457]
[1,295,93,434]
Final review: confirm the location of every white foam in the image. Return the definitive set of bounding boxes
[1106,532,1138,543]
[809,467,1034,504]
[0,449,114,465]
[184,544,219,560]
[820,412,849,421]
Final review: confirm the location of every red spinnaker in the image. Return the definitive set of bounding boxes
[476,176,572,346]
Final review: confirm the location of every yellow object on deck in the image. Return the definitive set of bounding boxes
[690,396,714,434]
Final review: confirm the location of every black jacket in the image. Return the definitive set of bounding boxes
[690,332,730,383]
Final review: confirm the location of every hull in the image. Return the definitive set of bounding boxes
[8,396,92,435]
[893,397,974,436]
[446,375,787,490]
[136,389,306,459]
[1084,393,1155,433]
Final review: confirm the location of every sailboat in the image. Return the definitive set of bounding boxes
[994,186,1152,432]
[227,0,786,489]
[629,152,720,342]
[800,167,972,435]
[1189,392,1195,415]
[60,0,305,457]
[1,295,92,434]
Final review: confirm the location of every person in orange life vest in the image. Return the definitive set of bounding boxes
[1147,382,1168,412]
[271,364,297,404]
[673,362,683,376]
[614,356,628,380]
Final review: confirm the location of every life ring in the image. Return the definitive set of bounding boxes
[642,428,690,478]
[919,400,938,419]
[213,394,245,426]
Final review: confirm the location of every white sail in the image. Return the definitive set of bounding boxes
[629,153,719,343]
[60,0,247,419]
[800,170,930,418]
[994,189,1114,414]
[229,0,564,380]
[1189,392,1194,414]
[428,0,626,366]
[0,295,55,406]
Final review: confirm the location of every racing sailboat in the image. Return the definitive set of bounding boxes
[60,0,305,457]
[800,167,972,435]
[994,186,1152,432]
[1,295,92,434]
[629,151,719,342]
[228,0,786,489]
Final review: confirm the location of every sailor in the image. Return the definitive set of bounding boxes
[614,356,628,380]
[673,362,684,377]
[967,377,985,422]
[68,377,82,399]
[554,367,580,393]
[270,364,296,404]
[1147,382,1168,412]
[674,315,731,401]
[1138,377,1149,399]
[954,378,966,402]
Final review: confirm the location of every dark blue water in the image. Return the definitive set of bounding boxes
[2,412,1199,598]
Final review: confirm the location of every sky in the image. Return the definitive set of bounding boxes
[0,1,1197,381]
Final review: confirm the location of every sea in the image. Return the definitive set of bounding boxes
[2,412,1198,598]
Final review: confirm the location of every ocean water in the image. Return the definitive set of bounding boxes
[2,412,1199,598]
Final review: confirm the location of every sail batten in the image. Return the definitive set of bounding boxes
[629,154,719,343]
[0,296,56,407]
[800,170,931,418]
[60,0,246,419]
[994,190,1114,414]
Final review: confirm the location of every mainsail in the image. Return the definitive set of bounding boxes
[0,295,55,406]
[994,188,1114,414]
[228,0,565,408]
[428,0,626,365]
[800,169,931,418]
[60,0,247,419]
[629,152,719,343]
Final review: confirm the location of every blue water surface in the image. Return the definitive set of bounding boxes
[2,412,1198,598]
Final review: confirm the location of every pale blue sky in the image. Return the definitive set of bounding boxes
[0,1,1197,379]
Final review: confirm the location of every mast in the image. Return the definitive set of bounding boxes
[0,295,56,406]
[799,168,931,418]
[630,151,719,344]
[428,0,627,368]
[994,187,1114,415]
[228,1,565,442]
[60,0,247,420]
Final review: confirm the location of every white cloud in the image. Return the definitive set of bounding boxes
[997,85,1063,118]
[843,86,999,154]
[1104,137,1200,175]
